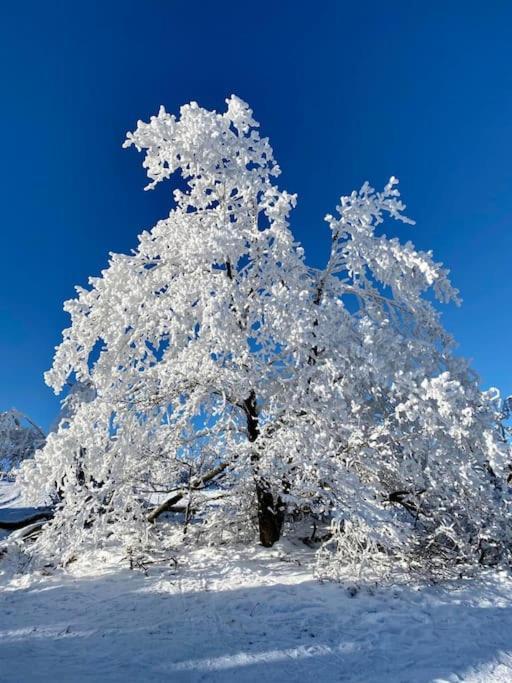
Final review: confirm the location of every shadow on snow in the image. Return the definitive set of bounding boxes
[1,564,512,682]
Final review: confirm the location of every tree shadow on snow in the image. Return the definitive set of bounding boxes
[0,567,511,683]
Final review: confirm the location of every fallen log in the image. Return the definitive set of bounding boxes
[6,519,49,541]
[147,461,229,523]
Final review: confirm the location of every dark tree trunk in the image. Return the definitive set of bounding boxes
[222,259,284,546]
[255,486,284,547]
[243,391,284,547]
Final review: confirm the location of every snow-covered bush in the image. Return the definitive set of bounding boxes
[0,410,45,477]
[17,96,511,574]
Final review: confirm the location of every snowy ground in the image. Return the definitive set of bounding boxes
[2,481,512,683]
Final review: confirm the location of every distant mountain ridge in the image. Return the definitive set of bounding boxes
[0,410,45,476]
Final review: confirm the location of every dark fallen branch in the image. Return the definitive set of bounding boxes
[387,489,426,517]
[127,551,178,575]
[8,519,49,541]
[166,504,190,513]
[147,461,229,523]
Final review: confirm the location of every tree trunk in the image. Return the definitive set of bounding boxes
[244,391,284,547]
[255,485,284,547]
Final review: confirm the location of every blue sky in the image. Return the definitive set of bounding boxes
[1,1,511,430]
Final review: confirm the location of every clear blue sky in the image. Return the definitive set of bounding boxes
[1,1,511,430]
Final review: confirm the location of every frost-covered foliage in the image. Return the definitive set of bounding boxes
[49,380,96,433]
[0,410,45,477]
[17,96,511,573]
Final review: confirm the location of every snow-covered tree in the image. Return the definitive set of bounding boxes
[0,410,45,477]
[18,96,511,572]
